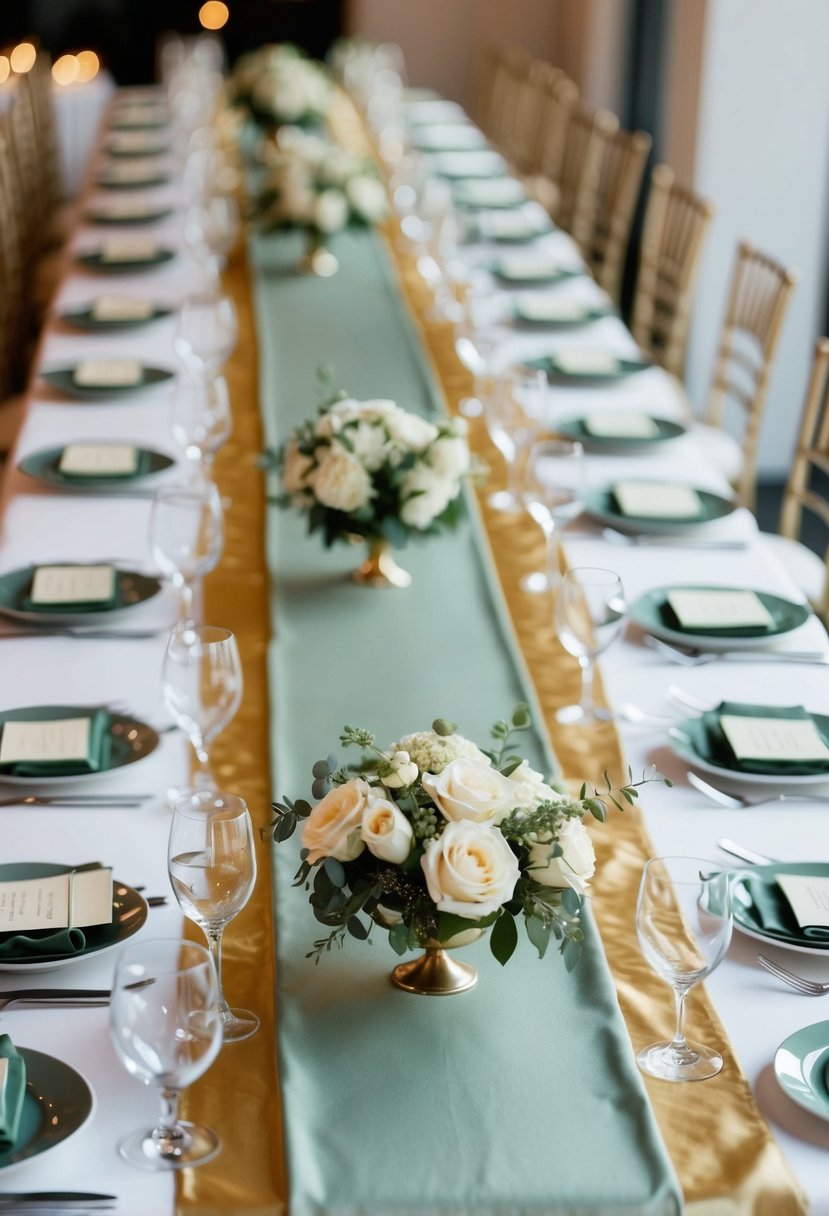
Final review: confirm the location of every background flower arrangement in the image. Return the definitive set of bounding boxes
[267,707,668,969]
[232,44,332,128]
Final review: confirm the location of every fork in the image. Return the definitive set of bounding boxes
[601,527,746,550]
[0,989,111,1011]
[644,635,827,665]
[757,954,829,995]
[0,794,152,809]
[0,627,169,640]
[0,1196,115,1211]
[617,702,679,725]
[686,770,829,808]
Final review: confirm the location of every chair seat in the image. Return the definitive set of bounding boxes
[687,422,743,484]
[759,531,827,610]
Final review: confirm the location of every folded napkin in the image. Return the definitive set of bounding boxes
[687,701,829,776]
[0,709,112,777]
[0,862,109,961]
[0,1036,26,1151]
[735,873,829,945]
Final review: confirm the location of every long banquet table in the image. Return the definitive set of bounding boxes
[1,84,828,1215]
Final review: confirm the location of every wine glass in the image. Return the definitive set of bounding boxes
[183,194,240,285]
[174,294,238,376]
[149,480,224,620]
[485,366,547,512]
[636,856,732,1081]
[169,791,259,1043]
[171,375,232,471]
[555,567,626,724]
[162,623,243,792]
[110,938,222,1169]
[454,290,501,419]
[521,439,585,593]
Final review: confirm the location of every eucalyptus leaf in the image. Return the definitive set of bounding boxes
[324,857,346,887]
[525,912,551,959]
[312,759,331,779]
[311,777,330,799]
[389,921,409,955]
[490,912,518,966]
[347,916,370,940]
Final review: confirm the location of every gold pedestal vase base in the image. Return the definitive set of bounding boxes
[391,944,478,995]
[298,235,339,278]
[353,540,412,589]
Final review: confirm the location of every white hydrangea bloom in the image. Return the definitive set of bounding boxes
[384,409,438,453]
[310,444,372,512]
[427,433,470,481]
[399,463,455,529]
[314,189,349,234]
[346,175,387,222]
[394,731,491,775]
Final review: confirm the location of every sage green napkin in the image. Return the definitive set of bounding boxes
[0,926,87,960]
[686,701,829,776]
[0,709,112,776]
[0,1036,26,1150]
[22,571,120,614]
[736,873,829,945]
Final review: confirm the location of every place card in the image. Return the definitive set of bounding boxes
[775,874,829,931]
[91,199,161,221]
[59,443,139,477]
[720,714,829,765]
[91,295,154,321]
[455,179,525,206]
[74,359,143,386]
[99,159,162,182]
[0,868,113,933]
[0,717,93,768]
[613,481,701,518]
[434,151,504,176]
[108,131,168,153]
[496,254,562,280]
[584,413,660,438]
[100,238,159,263]
[517,297,589,323]
[666,589,774,630]
[555,350,619,375]
[30,564,116,606]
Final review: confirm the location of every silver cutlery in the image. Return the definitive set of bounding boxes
[0,627,168,640]
[601,526,746,550]
[644,634,827,665]
[717,838,775,865]
[0,794,152,809]
[0,1195,115,1211]
[687,770,829,808]
[0,989,111,1011]
[757,954,829,995]
[666,685,714,713]
[617,702,678,725]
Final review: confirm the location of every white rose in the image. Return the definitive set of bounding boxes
[427,434,469,481]
[360,796,414,864]
[348,420,389,472]
[311,444,373,512]
[399,464,455,530]
[301,778,370,863]
[281,439,313,495]
[385,408,439,452]
[381,750,418,789]
[314,189,349,234]
[422,758,517,824]
[422,820,520,919]
[346,175,387,222]
[528,817,595,895]
[506,761,565,812]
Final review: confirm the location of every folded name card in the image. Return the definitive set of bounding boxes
[109,132,167,153]
[74,359,142,386]
[775,874,829,931]
[496,255,562,280]
[613,481,701,518]
[0,716,93,767]
[91,295,154,321]
[555,350,619,376]
[517,298,588,323]
[584,413,659,439]
[456,179,525,205]
[92,199,160,220]
[720,714,829,764]
[59,443,139,476]
[30,564,116,606]
[666,589,774,630]
[100,239,159,263]
[100,159,161,182]
[0,868,113,933]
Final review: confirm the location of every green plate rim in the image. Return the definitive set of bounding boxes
[0,563,161,622]
[630,584,810,641]
[76,248,176,272]
[82,206,174,226]
[734,863,829,949]
[41,365,175,399]
[512,304,611,327]
[492,264,582,287]
[525,354,653,381]
[0,704,159,784]
[18,443,174,489]
[775,1018,829,1121]
[57,304,173,330]
[0,1047,94,1171]
[555,415,687,448]
[583,483,735,529]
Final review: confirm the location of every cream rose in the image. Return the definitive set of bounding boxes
[506,761,565,812]
[314,188,349,234]
[301,778,370,863]
[346,175,387,222]
[527,817,595,895]
[399,464,455,530]
[427,433,469,481]
[310,444,373,512]
[421,758,517,824]
[421,820,520,918]
[360,796,414,864]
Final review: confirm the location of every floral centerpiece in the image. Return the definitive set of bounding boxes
[266,380,472,587]
[231,44,332,129]
[267,707,667,993]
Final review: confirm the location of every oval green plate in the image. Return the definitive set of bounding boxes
[555,415,686,451]
[732,863,829,953]
[18,443,174,489]
[582,483,735,533]
[95,172,170,189]
[0,1048,94,1172]
[76,248,176,273]
[512,304,611,327]
[41,365,175,400]
[0,564,161,625]
[668,713,829,790]
[0,705,159,786]
[775,1021,829,1120]
[58,303,173,331]
[491,263,582,288]
[83,206,174,226]
[630,585,810,647]
[524,353,653,381]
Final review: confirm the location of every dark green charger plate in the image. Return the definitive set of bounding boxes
[109,116,169,130]
[555,415,686,450]
[734,864,829,954]
[582,483,735,533]
[0,1047,94,1171]
[492,264,582,288]
[58,303,173,331]
[775,1020,829,1119]
[669,709,829,791]
[630,584,810,645]
[413,128,489,153]
[105,141,171,158]
[18,443,174,489]
[512,303,610,327]
[83,205,174,226]
[95,172,171,189]
[0,862,147,971]
[0,705,159,786]
[0,563,161,624]
[76,248,176,273]
[41,365,174,399]
[524,353,653,381]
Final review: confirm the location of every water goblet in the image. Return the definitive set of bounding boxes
[555,567,626,724]
[174,294,238,376]
[521,439,585,593]
[454,290,501,418]
[169,791,259,1042]
[636,856,732,1081]
[110,938,222,1169]
[149,480,224,620]
[171,375,232,472]
[183,194,240,284]
[162,623,243,792]
[485,366,547,512]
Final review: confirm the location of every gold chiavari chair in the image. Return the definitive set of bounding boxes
[761,338,829,621]
[0,125,28,453]
[469,43,504,139]
[630,165,715,377]
[27,54,64,240]
[556,102,619,248]
[582,125,652,306]
[525,71,579,212]
[692,240,797,512]
[487,46,533,156]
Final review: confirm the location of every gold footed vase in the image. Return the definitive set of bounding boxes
[298,232,339,277]
[353,538,412,589]
[391,942,478,996]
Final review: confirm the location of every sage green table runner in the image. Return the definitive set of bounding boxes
[254,226,682,1215]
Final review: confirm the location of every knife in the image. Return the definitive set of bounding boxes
[0,989,111,1009]
[717,838,774,866]
[0,1197,115,1212]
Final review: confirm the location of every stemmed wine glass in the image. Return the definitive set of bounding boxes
[168,791,259,1042]
[174,294,238,377]
[636,856,732,1081]
[162,622,243,793]
[454,290,501,419]
[555,567,626,724]
[183,194,240,288]
[521,439,585,593]
[171,374,233,472]
[484,366,547,512]
[110,938,222,1169]
[149,480,224,620]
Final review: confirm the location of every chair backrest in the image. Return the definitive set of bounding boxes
[705,240,798,510]
[583,125,652,305]
[534,71,579,186]
[556,102,619,246]
[778,337,829,616]
[26,55,62,217]
[469,43,504,137]
[631,164,715,377]
[0,102,32,396]
[509,57,555,175]
[487,45,533,154]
